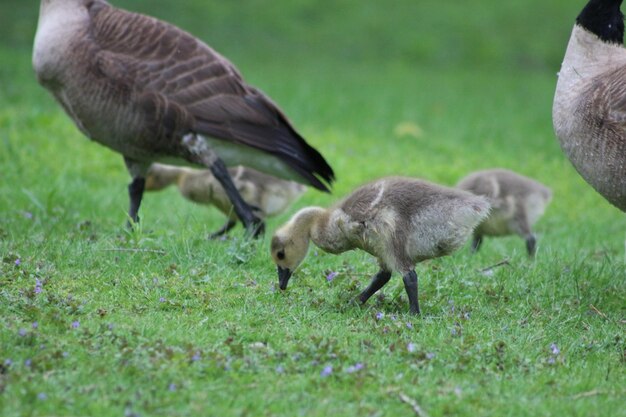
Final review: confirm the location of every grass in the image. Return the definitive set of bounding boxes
[1,0,625,416]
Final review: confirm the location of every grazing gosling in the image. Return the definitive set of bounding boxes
[553,0,626,211]
[145,163,306,237]
[270,177,491,315]
[456,169,552,257]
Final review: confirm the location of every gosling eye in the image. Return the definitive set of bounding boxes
[276,250,285,260]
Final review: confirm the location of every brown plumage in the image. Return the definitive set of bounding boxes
[270,177,491,315]
[145,163,306,237]
[456,169,552,257]
[32,0,334,235]
[553,0,626,212]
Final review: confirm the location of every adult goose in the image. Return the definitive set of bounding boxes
[553,0,626,211]
[32,0,334,236]
[456,169,552,257]
[270,177,490,315]
[145,163,306,237]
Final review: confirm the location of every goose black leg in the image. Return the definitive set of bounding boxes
[357,269,392,304]
[209,219,237,239]
[127,176,146,228]
[525,234,537,257]
[209,158,264,238]
[471,235,483,253]
[402,270,420,315]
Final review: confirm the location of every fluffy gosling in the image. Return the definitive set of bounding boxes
[270,177,490,315]
[145,163,306,237]
[456,168,552,256]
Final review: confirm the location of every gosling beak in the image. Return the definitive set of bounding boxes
[277,266,292,290]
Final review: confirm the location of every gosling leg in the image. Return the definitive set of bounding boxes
[471,235,483,253]
[209,219,237,239]
[357,269,392,304]
[525,233,537,257]
[402,270,420,315]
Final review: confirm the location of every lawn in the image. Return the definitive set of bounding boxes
[1,1,625,416]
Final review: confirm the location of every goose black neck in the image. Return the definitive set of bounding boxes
[577,0,624,44]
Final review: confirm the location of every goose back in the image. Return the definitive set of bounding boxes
[328,177,490,271]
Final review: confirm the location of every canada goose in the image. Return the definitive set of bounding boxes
[32,0,334,236]
[553,0,626,211]
[145,163,307,237]
[270,177,491,315]
[456,169,552,257]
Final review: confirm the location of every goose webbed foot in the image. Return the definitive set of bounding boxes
[209,158,264,238]
[127,176,146,229]
[402,270,420,315]
[357,269,392,305]
[208,219,237,239]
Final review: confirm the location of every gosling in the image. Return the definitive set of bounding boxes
[145,163,307,237]
[270,177,491,315]
[456,168,552,257]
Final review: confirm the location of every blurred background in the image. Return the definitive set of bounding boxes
[0,0,574,70]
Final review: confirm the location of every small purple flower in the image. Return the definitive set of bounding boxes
[345,363,364,373]
[550,343,560,355]
[407,342,417,353]
[24,211,33,219]
[406,322,413,329]
[168,383,177,392]
[391,314,397,322]
[153,278,159,285]
[548,357,556,365]
[326,271,338,282]
[18,328,27,337]
[14,259,21,267]
[275,365,285,374]
[32,322,38,329]
[34,279,43,294]
[426,352,436,360]
[159,297,166,303]
[108,323,114,331]
[4,359,12,367]
[451,327,458,336]
[191,352,201,362]
[320,365,333,377]
[62,351,69,358]
[24,359,32,367]
[71,321,80,329]
[37,393,47,401]
[375,312,384,321]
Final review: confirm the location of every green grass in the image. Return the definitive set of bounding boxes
[1,1,625,416]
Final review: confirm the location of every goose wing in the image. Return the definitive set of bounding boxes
[86,1,334,190]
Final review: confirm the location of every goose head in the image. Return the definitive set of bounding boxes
[270,231,310,291]
[576,0,624,44]
[270,207,324,290]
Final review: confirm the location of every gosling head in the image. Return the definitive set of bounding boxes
[270,227,311,291]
